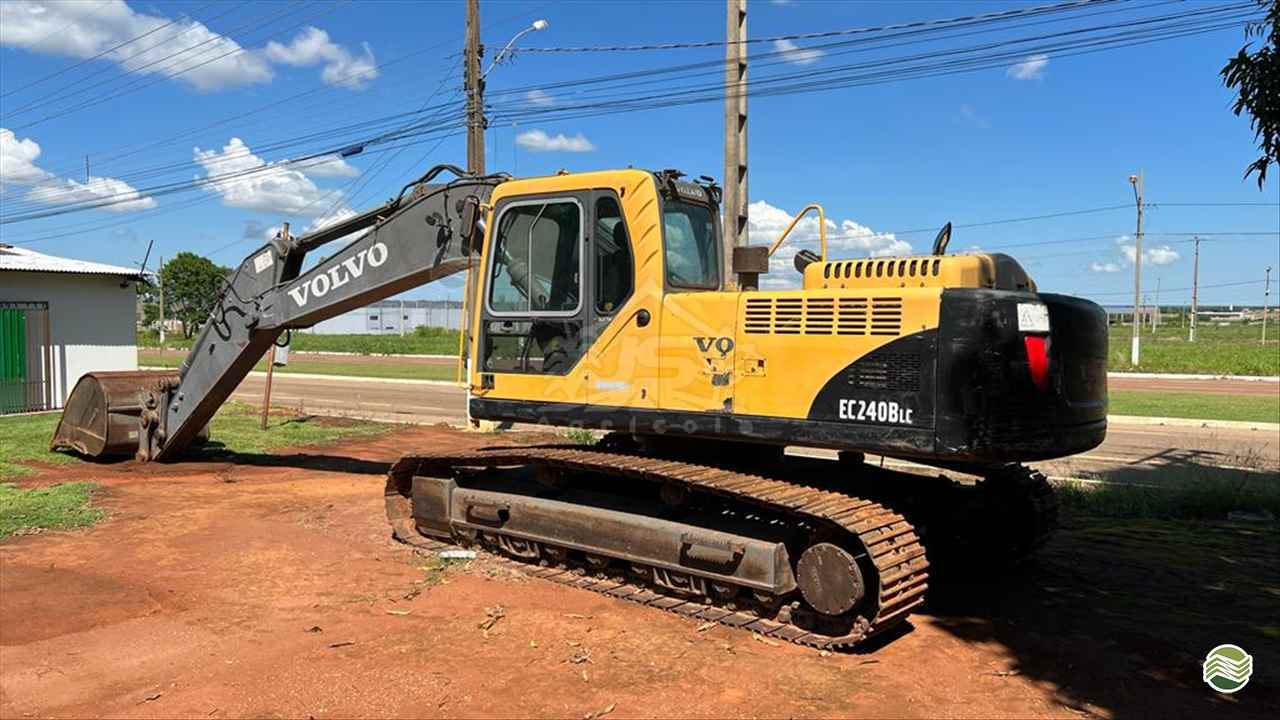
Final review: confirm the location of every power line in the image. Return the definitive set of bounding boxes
[513,0,1116,53]
[0,1,220,100]
[6,1,337,131]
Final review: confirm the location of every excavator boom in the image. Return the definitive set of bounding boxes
[52,165,497,461]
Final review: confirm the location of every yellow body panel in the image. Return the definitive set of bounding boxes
[733,287,942,418]
[468,169,1002,424]
[658,292,740,412]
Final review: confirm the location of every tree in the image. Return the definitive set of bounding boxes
[160,252,229,338]
[1222,0,1280,188]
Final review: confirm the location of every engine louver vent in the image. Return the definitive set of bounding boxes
[848,352,921,392]
[744,296,902,336]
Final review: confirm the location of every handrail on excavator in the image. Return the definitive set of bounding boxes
[767,203,827,262]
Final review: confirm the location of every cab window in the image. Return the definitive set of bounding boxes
[489,200,581,315]
[662,200,719,289]
[594,196,633,313]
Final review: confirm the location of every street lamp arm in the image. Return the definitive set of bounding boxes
[483,20,549,79]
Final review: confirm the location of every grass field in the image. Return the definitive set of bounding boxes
[1109,389,1279,424]
[0,403,390,480]
[139,348,458,382]
[138,328,460,355]
[0,482,104,539]
[1108,321,1279,376]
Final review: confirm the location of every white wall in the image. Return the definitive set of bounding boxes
[0,272,138,405]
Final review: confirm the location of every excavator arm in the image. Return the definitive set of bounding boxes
[52,164,499,462]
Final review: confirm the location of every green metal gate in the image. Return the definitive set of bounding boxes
[0,302,52,414]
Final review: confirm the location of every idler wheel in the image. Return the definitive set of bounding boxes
[796,542,865,616]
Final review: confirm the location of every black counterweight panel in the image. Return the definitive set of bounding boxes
[806,331,937,430]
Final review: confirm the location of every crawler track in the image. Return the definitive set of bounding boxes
[385,445,930,650]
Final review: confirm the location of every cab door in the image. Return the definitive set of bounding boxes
[585,191,659,410]
[476,192,591,407]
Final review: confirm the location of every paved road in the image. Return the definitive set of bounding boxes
[1108,374,1279,397]
[231,373,1280,479]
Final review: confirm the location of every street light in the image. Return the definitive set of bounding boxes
[484,19,549,79]
[1128,171,1144,366]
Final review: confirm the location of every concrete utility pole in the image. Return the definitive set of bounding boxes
[1153,276,1161,331]
[723,0,749,288]
[465,0,485,175]
[157,255,166,347]
[1189,236,1200,342]
[1128,171,1144,364]
[1264,265,1273,345]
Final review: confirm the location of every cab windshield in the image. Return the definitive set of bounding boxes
[662,200,720,289]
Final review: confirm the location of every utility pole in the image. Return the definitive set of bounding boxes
[461,0,484,428]
[1153,276,1161,331]
[1264,265,1273,345]
[1189,236,1200,342]
[261,223,288,430]
[1128,171,1143,365]
[723,0,749,289]
[157,255,166,347]
[465,0,485,175]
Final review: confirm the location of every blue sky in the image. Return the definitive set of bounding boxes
[1,0,1277,306]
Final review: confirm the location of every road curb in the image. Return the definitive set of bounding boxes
[141,366,461,387]
[1108,372,1279,382]
[1107,414,1280,432]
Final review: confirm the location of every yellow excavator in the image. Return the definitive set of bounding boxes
[53,165,1107,649]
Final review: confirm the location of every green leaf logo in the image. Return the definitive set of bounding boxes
[1203,644,1253,694]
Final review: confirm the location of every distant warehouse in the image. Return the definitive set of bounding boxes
[305,299,462,335]
[0,243,144,414]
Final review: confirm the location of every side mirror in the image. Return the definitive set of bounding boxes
[460,196,486,254]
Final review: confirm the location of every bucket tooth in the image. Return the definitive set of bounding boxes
[50,371,178,459]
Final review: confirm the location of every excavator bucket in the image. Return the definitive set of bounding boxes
[50,370,179,459]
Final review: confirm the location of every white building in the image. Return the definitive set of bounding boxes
[307,299,463,335]
[0,244,144,413]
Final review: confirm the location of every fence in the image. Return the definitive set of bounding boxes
[0,302,54,414]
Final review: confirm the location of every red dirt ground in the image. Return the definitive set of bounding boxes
[1,426,1275,719]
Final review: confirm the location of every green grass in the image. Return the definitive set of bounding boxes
[138,327,461,355]
[139,349,458,382]
[1108,322,1279,376]
[0,403,391,479]
[0,413,79,479]
[191,402,391,457]
[1057,472,1280,521]
[1109,389,1280,424]
[0,482,104,538]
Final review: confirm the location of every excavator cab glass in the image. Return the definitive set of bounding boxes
[662,200,720,289]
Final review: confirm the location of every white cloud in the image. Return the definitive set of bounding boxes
[525,89,556,107]
[25,175,156,212]
[1007,54,1048,80]
[193,137,342,215]
[0,0,273,91]
[294,153,359,178]
[0,128,51,185]
[773,38,823,65]
[265,205,359,242]
[1119,242,1180,266]
[265,27,377,90]
[1092,236,1181,273]
[2,127,154,211]
[748,200,911,289]
[515,129,596,153]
